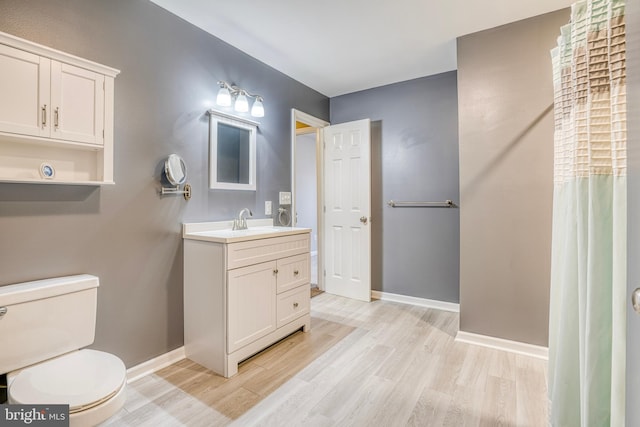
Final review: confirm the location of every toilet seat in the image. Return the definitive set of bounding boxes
[9,349,126,412]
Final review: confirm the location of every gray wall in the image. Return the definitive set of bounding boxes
[330,72,460,303]
[0,0,328,367]
[457,9,569,346]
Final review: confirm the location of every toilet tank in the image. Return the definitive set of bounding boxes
[0,275,99,374]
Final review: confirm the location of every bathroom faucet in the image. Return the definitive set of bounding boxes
[233,208,253,230]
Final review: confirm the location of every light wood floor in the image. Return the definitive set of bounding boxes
[103,293,548,426]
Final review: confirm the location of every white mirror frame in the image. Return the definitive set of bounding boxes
[208,109,258,191]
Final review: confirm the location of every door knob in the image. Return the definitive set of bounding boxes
[360,216,368,225]
[633,288,640,314]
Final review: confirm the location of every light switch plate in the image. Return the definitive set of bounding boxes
[265,200,272,216]
[279,191,292,205]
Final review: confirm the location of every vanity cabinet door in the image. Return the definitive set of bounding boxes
[50,61,104,145]
[227,261,277,353]
[0,44,50,138]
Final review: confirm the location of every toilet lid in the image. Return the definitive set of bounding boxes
[9,349,126,412]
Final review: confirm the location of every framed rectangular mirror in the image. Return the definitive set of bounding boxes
[208,110,257,191]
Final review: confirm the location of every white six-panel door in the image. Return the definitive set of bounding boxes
[323,119,371,302]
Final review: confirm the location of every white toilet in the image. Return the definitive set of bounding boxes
[0,275,127,426]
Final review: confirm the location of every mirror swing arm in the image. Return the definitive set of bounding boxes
[160,183,191,200]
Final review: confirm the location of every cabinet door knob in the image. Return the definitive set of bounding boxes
[273,269,279,275]
[294,270,299,276]
[293,302,299,308]
[632,288,640,314]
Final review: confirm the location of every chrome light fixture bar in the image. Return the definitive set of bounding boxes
[216,81,265,117]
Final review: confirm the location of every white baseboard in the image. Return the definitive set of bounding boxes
[371,290,460,313]
[126,346,186,383]
[455,331,548,360]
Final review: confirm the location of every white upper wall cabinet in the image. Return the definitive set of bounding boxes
[50,61,105,145]
[0,44,50,138]
[0,31,119,185]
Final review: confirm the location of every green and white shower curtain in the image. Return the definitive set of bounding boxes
[549,0,626,425]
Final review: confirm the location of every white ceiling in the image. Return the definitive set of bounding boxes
[149,0,573,97]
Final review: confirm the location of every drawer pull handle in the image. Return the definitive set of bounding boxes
[293,302,299,308]
[42,105,47,126]
[294,270,299,276]
[54,107,60,129]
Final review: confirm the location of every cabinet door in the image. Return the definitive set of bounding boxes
[227,261,277,353]
[0,44,50,137]
[51,61,104,145]
[276,253,310,294]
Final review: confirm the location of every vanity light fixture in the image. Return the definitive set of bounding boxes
[251,97,264,117]
[234,92,249,113]
[216,81,265,117]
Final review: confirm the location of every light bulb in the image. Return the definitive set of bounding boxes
[216,87,231,106]
[234,93,249,112]
[251,98,264,117]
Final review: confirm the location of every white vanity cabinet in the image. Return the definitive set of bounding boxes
[0,31,119,185]
[183,226,311,378]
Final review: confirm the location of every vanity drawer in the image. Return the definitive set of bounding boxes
[276,253,310,294]
[276,285,310,328]
[227,234,310,270]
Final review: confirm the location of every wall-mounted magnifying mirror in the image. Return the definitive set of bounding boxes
[165,153,187,185]
[160,154,191,200]
[208,110,258,191]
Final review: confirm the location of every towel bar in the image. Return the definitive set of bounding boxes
[387,200,454,208]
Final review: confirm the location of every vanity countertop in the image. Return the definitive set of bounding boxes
[183,219,310,244]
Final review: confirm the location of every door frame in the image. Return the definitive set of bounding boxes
[290,109,329,291]
[626,0,640,419]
